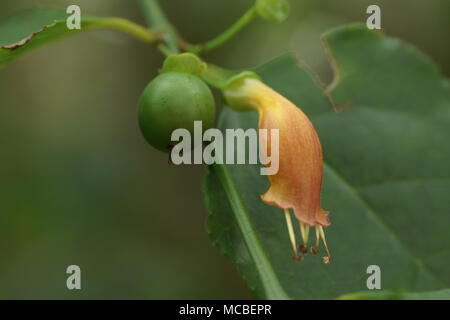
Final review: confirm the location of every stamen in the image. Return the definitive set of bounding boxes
[284,209,302,261]
[318,226,331,265]
[311,225,320,255]
[298,222,309,254]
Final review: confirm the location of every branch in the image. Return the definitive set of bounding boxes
[188,6,257,54]
[138,0,180,54]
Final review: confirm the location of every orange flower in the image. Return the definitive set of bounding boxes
[224,75,331,264]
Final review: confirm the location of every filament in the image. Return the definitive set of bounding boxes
[318,226,331,264]
[311,225,320,255]
[284,209,301,261]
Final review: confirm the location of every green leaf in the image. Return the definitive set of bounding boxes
[255,0,290,23]
[0,8,157,68]
[161,53,207,77]
[203,24,450,299]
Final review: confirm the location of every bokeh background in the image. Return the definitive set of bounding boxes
[0,0,448,299]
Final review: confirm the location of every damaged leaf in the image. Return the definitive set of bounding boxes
[0,8,156,68]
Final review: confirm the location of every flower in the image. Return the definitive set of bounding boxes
[224,74,331,264]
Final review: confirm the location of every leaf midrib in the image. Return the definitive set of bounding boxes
[212,163,291,299]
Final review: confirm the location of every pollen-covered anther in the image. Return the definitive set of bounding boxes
[292,254,303,262]
[298,222,309,254]
[298,244,308,255]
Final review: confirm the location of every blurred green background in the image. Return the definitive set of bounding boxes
[0,0,448,299]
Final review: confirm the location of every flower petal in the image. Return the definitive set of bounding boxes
[224,76,330,227]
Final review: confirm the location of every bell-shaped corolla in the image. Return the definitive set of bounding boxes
[224,74,331,264]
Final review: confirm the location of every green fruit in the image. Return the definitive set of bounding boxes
[138,72,215,152]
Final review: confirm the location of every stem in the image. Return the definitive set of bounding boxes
[94,17,162,43]
[213,164,290,300]
[138,0,180,54]
[189,6,257,54]
[202,63,238,90]
[135,0,246,85]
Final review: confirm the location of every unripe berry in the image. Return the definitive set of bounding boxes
[138,72,215,152]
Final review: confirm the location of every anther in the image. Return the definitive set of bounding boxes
[298,244,308,254]
[299,222,309,254]
[292,254,303,262]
